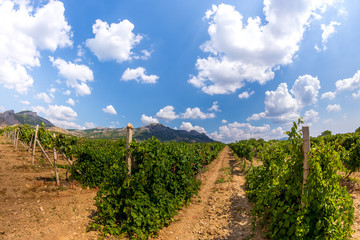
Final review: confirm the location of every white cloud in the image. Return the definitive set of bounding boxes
[248,83,299,123]
[0,106,4,111]
[50,57,93,96]
[141,114,159,126]
[0,62,33,93]
[291,75,320,106]
[221,119,228,124]
[319,21,340,51]
[335,70,360,91]
[303,109,319,125]
[121,67,159,84]
[86,19,142,63]
[156,105,178,121]
[66,98,75,106]
[32,104,81,129]
[248,74,320,124]
[326,104,341,112]
[84,122,95,129]
[20,100,30,105]
[353,90,360,98]
[63,90,71,95]
[35,92,52,103]
[180,122,206,134]
[321,91,336,100]
[238,91,254,99]
[102,105,117,115]
[208,101,221,112]
[0,0,72,93]
[189,2,336,95]
[210,121,286,143]
[181,107,215,119]
[77,45,85,57]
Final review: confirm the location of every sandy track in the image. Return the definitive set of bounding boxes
[154,146,263,240]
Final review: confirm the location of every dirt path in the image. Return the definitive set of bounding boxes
[343,172,360,239]
[0,135,98,240]
[155,146,263,240]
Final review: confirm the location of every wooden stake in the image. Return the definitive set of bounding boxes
[15,129,19,151]
[126,123,134,176]
[53,134,60,186]
[302,126,310,207]
[36,139,54,167]
[32,125,39,164]
[28,133,34,155]
[13,129,17,146]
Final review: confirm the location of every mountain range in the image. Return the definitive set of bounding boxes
[0,110,54,127]
[68,123,215,143]
[0,110,215,143]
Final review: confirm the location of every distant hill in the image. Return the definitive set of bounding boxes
[69,123,215,143]
[0,110,54,127]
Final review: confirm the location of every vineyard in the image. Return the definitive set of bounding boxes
[1,120,360,239]
[0,124,225,239]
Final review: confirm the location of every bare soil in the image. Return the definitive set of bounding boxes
[154,146,263,240]
[0,135,98,240]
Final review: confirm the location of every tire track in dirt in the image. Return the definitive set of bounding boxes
[155,146,263,240]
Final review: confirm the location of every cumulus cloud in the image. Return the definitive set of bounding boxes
[335,70,360,91]
[0,0,72,93]
[121,67,159,84]
[189,1,336,95]
[221,119,228,124]
[353,90,360,98]
[20,100,30,105]
[238,91,254,99]
[35,92,52,103]
[102,105,117,115]
[180,122,206,134]
[303,109,319,125]
[248,74,320,124]
[210,121,286,143]
[319,21,341,51]
[63,90,71,95]
[86,19,142,63]
[321,91,336,100]
[248,83,299,123]
[0,62,33,93]
[50,57,93,96]
[326,104,341,112]
[66,98,75,106]
[32,104,80,129]
[181,107,215,119]
[208,101,221,112]
[156,105,178,122]
[84,122,96,129]
[290,75,320,106]
[141,114,159,126]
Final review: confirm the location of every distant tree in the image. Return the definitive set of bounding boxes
[356,127,360,133]
[321,130,332,136]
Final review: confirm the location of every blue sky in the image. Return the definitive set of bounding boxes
[1,0,360,143]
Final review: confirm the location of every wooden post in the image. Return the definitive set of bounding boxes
[302,126,310,206]
[28,133,34,155]
[32,125,39,164]
[13,129,17,146]
[53,134,60,186]
[36,139,54,167]
[126,123,134,176]
[15,129,19,151]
